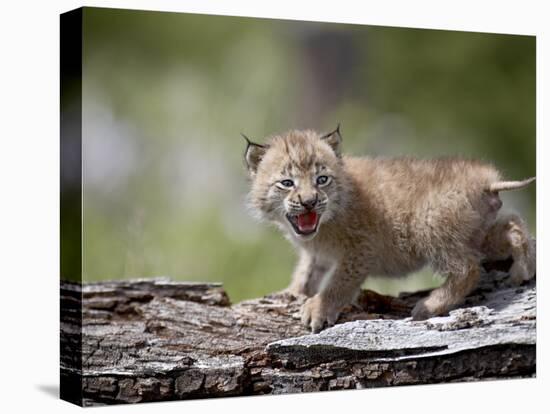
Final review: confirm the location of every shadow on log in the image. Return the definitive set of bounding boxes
[60,260,535,406]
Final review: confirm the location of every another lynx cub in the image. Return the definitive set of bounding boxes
[243,126,536,332]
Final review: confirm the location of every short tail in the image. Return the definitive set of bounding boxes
[489,176,536,192]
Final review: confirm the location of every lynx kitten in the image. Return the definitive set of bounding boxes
[243,126,536,332]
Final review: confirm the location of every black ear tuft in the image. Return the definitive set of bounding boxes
[242,133,268,174]
[320,123,343,156]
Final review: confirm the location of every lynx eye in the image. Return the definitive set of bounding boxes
[316,175,330,186]
[277,179,295,189]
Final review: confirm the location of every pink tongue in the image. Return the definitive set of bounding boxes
[297,211,318,232]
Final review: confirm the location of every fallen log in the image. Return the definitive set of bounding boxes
[60,261,535,406]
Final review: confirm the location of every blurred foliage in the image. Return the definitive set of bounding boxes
[76,8,535,301]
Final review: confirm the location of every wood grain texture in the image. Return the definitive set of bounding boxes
[60,262,535,406]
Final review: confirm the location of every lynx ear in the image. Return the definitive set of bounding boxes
[242,133,268,174]
[320,123,342,156]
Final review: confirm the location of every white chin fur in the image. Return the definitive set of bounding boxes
[293,231,318,242]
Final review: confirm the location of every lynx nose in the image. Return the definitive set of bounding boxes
[299,194,318,210]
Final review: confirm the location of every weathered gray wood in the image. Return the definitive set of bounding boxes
[60,263,535,406]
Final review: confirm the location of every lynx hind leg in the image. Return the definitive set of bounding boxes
[482,213,536,284]
[412,256,480,320]
[286,251,328,297]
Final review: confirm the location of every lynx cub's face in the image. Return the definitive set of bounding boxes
[244,127,347,241]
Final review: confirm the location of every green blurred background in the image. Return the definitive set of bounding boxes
[79,8,536,302]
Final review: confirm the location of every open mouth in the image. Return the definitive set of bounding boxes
[286,211,319,236]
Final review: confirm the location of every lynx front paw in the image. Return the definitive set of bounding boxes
[278,285,306,298]
[301,294,341,333]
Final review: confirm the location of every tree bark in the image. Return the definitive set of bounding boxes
[60,261,535,406]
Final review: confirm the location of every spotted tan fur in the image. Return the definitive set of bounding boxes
[243,127,536,332]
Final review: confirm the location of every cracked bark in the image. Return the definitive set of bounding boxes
[60,260,535,406]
